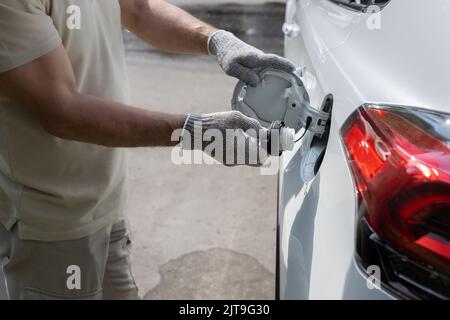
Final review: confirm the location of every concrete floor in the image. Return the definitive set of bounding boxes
[126,54,278,299]
[127,0,285,300]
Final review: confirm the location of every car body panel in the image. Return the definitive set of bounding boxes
[284,0,360,108]
[279,0,450,299]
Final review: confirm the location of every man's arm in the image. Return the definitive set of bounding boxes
[119,0,217,54]
[0,45,187,147]
[119,0,295,85]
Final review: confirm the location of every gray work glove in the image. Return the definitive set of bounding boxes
[181,111,268,167]
[208,30,295,86]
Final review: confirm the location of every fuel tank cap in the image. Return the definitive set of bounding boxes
[231,68,310,132]
[231,68,329,136]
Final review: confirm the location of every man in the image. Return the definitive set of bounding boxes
[0,0,294,299]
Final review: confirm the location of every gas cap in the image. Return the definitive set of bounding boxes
[231,68,329,137]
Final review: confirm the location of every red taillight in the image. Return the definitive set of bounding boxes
[416,233,450,260]
[341,104,450,298]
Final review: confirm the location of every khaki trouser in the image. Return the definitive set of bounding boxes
[0,218,139,300]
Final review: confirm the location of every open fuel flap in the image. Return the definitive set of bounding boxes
[231,68,331,155]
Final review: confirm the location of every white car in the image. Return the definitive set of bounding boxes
[276,0,450,299]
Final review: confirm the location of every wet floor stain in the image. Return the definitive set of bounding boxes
[144,248,274,300]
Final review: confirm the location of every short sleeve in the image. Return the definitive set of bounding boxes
[0,0,61,73]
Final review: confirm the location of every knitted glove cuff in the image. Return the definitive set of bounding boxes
[181,114,212,150]
[207,30,235,56]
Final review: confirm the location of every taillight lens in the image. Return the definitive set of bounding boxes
[341,104,450,299]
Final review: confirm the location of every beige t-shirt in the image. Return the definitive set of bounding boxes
[0,0,130,241]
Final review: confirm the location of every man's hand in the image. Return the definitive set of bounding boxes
[209,30,296,86]
[181,111,268,167]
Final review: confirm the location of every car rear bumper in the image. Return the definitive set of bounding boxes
[342,259,396,300]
